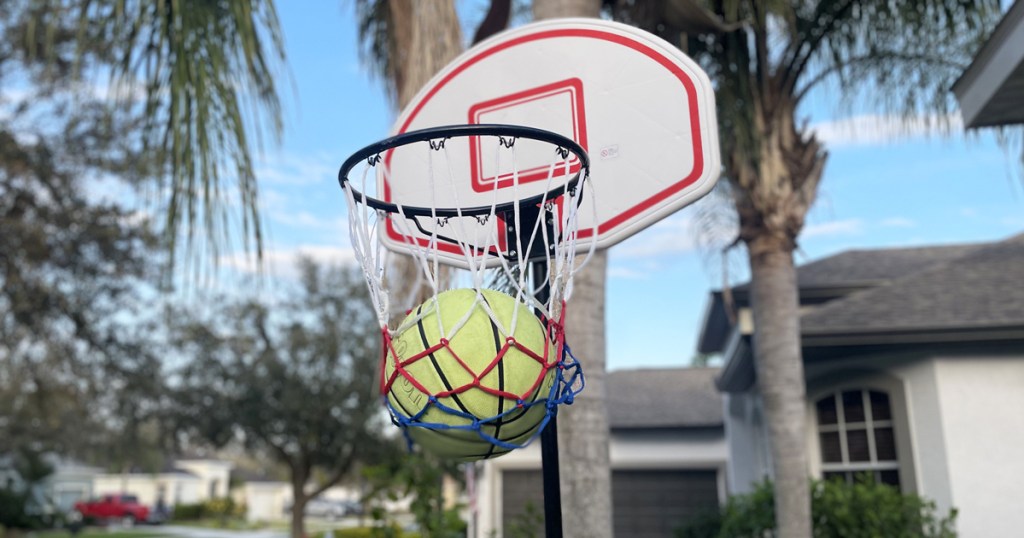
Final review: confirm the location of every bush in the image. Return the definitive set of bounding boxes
[171,502,205,521]
[812,477,956,538]
[677,477,957,538]
[171,497,244,522]
[0,488,50,530]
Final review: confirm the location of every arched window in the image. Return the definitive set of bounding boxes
[815,389,900,487]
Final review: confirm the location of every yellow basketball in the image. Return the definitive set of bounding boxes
[384,288,556,461]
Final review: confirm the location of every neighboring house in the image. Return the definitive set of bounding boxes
[0,454,65,519]
[474,367,726,538]
[43,458,102,512]
[241,479,292,523]
[952,0,1024,128]
[13,457,235,512]
[90,459,232,508]
[698,233,1024,538]
[1,455,102,515]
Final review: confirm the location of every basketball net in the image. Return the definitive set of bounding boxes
[340,127,593,457]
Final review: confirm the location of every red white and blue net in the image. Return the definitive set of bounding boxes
[339,126,593,459]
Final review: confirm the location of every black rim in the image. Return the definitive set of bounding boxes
[337,124,590,218]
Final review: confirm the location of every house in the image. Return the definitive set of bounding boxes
[87,459,232,509]
[952,0,1024,128]
[698,232,1024,538]
[43,458,102,512]
[473,367,726,538]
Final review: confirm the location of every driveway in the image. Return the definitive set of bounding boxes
[156,526,288,538]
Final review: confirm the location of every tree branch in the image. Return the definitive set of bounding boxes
[780,0,857,96]
[307,450,355,500]
[794,51,967,104]
[472,0,511,45]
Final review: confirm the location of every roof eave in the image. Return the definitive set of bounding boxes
[715,331,755,393]
[952,0,1024,128]
[802,323,1024,347]
[697,291,730,354]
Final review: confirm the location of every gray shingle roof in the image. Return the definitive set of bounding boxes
[607,367,723,429]
[794,243,982,288]
[801,232,1024,333]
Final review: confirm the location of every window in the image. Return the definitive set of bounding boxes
[816,389,900,487]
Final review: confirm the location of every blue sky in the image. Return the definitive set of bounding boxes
[233,2,1024,371]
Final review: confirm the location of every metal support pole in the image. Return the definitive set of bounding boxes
[506,201,562,538]
[533,259,562,538]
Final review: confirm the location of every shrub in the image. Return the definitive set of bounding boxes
[0,488,49,530]
[171,502,205,521]
[203,497,239,519]
[171,497,244,522]
[812,477,956,538]
[676,477,957,538]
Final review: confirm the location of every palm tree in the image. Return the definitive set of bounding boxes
[29,0,287,270]
[356,0,464,111]
[354,0,464,307]
[530,3,614,538]
[607,0,1002,535]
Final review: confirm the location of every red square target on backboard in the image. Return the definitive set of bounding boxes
[467,78,588,193]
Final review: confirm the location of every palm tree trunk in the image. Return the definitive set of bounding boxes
[534,0,601,19]
[528,0,613,534]
[746,235,811,537]
[383,0,462,307]
[557,252,614,538]
[389,0,463,109]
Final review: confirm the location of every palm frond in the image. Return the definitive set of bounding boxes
[789,0,1002,118]
[28,0,287,274]
[354,0,399,105]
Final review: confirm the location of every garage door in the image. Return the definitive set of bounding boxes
[501,469,719,537]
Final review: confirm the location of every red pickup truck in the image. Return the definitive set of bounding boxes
[74,494,150,525]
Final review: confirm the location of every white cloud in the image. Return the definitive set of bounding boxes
[1000,215,1024,228]
[119,209,153,227]
[810,114,963,148]
[256,151,338,186]
[614,204,739,259]
[960,208,978,217]
[802,218,864,238]
[84,173,139,205]
[607,266,648,280]
[221,245,357,277]
[880,217,916,228]
[88,80,148,103]
[613,213,701,259]
[270,209,346,232]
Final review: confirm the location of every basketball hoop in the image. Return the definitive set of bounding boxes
[339,124,593,459]
[337,17,723,534]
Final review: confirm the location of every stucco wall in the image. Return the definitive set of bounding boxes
[244,481,290,523]
[176,460,232,498]
[722,392,771,494]
[933,355,1024,538]
[745,350,1024,537]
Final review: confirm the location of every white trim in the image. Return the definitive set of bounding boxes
[953,0,1024,127]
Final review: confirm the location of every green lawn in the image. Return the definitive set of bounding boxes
[309,530,420,538]
[27,530,166,538]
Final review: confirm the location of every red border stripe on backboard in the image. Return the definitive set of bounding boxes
[383,27,706,252]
